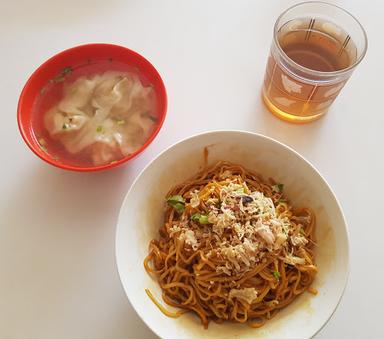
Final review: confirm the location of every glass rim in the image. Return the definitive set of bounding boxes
[273,1,368,78]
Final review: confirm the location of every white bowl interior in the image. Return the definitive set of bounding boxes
[116,131,349,339]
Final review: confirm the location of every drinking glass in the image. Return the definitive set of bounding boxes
[262,1,367,123]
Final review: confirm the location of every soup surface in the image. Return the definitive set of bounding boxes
[32,60,158,167]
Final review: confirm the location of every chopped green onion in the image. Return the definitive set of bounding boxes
[96,126,103,133]
[62,123,69,130]
[116,119,125,125]
[167,195,185,213]
[299,228,306,235]
[173,203,185,213]
[61,66,72,75]
[272,183,284,193]
[167,195,185,204]
[273,271,280,280]
[191,213,210,224]
[191,213,199,219]
[143,111,158,122]
[49,66,72,84]
[278,198,287,203]
[191,214,200,221]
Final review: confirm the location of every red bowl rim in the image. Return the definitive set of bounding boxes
[17,43,167,172]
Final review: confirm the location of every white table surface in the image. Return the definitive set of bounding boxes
[1,0,383,338]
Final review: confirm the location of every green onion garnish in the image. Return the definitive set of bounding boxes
[235,187,245,194]
[167,195,185,213]
[273,271,280,280]
[61,66,72,75]
[62,123,69,130]
[272,183,284,193]
[167,195,185,204]
[50,67,73,84]
[116,120,125,125]
[191,213,209,224]
[96,126,103,133]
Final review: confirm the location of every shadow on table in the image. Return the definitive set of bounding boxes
[3,161,134,230]
[251,93,328,157]
[1,161,157,339]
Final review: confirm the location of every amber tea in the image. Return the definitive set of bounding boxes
[262,17,359,123]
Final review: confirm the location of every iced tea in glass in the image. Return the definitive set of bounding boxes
[262,2,367,123]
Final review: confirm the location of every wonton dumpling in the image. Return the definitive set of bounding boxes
[91,142,122,166]
[44,107,89,136]
[120,121,146,156]
[58,77,97,115]
[110,74,154,119]
[92,72,125,114]
[44,70,156,165]
[128,112,155,139]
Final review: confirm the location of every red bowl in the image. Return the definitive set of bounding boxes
[17,43,167,172]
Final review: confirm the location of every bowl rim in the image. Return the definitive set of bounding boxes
[115,130,350,338]
[17,43,167,172]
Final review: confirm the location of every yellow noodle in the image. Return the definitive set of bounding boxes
[145,289,188,318]
[144,161,317,329]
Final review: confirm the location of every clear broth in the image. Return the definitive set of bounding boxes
[32,59,158,167]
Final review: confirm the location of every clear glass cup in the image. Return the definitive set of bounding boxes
[262,1,368,123]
